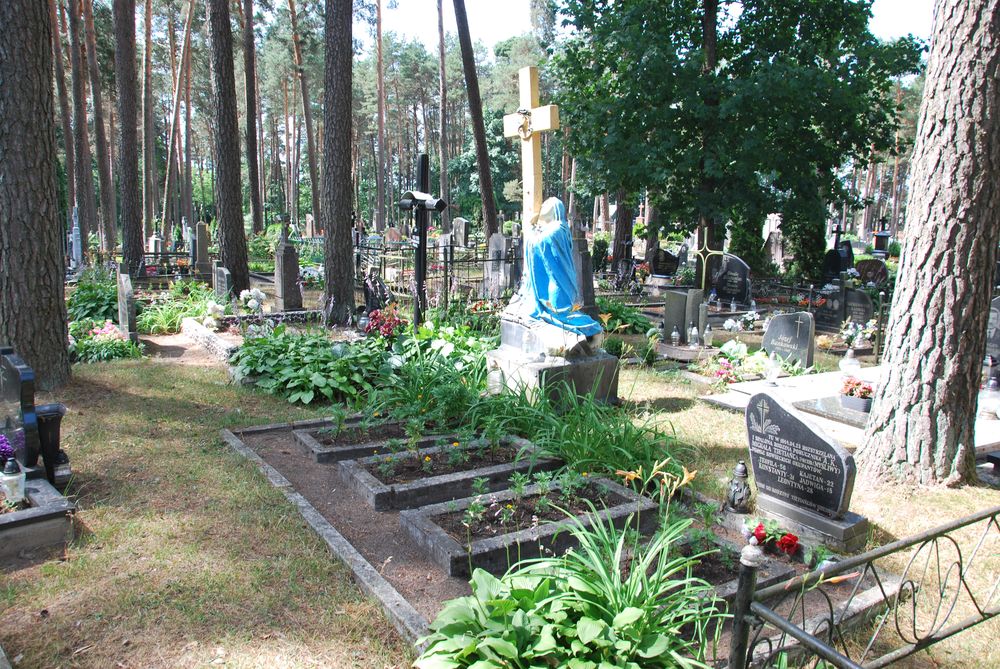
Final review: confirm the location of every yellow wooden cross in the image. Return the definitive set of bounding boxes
[503,66,560,224]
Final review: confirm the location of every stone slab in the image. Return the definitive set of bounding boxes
[794,396,870,430]
[753,496,870,553]
[657,344,717,363]
[486,347,619,404]
[0,478,76,560]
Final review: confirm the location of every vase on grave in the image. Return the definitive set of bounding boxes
[839,393,873,413]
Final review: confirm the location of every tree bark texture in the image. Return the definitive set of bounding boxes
[322,0,355,324]
[453,0,498,238]
[160,0,193,240]
[113,0,143,274]
[0,0,71,389]
[858,0,1000,487]
[82,0,116,253]
[437,0,450,232]
[611,191,633,265]
[288,0,321,231]
[66,0,97,249]
[142,0,156,236]
[243,0,263,234]
[206,0,249,293]
[375,0,386,232]
[49,0,75,226]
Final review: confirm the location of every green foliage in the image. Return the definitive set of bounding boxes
[136,281,217,334]
[68,319,142,363]
[596,297,652,334]
[231,326,388,405]
[603,336,628,358]
[553,0,923,279]
[67,269,118,321]
[415,512,723,668]
[592,238,610,271]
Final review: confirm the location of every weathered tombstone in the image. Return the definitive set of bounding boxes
[511,221,522,239]
[116,264,139,344]
[70,208,83,270]
[855,258,888,286]
[0,349,41,471]
[147,233,163,255]
[453,217,470,247]
[676,243,689,269]
[187,225,197,265]
[710,254,751,306]
[649,248,679,276]
[837,240,855,270]
[213,262,233,301]
[485,232,510,299]
[274,222,303,311]
[765,231,783,269]
[745,393,869,551]
[662,289,704,345]
[437,232,453,262]
[762,312,815,367]
[195,222,211,275]
[986,296,1000,360]
[844,288,874,325]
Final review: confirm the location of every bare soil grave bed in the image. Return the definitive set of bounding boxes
[293,417,457,463]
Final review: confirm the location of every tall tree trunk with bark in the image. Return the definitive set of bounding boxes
[142,0,156,236]
[206,0,249,292]
[374,0,386,231]
[695,0,719,283]
[66,0,97,250]
[611,191,633,265]
[858,0,1000,487]
[322,0,355,324]
[288,0,321,230]
[0,0,70,388]
[49,0,75,231]
[453,0,498,237]
[83,0,116,253]
[436,0,450,232]
[113,0,143,274]
[243,0,263,234]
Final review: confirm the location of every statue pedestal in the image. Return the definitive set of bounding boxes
[487,318,619,403]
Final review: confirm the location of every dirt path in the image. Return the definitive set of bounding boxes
[140,333,225,367]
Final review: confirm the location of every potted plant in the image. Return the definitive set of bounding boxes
[841,376,874,412]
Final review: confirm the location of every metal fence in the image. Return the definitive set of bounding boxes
[727,504,1000,668]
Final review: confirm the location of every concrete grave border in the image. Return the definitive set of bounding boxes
[400,477,656,577]
[0,478,76,561]
[221,426,430,644]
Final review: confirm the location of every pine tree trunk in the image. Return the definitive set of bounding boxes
[243,0,263,234]
[437,0,449,231]
[611,191,633,265]
[453,0,498,237]
[142,0,155,237]
[288,0,321,230]
[206,0,249,293]
[183,39,193,228]
[66,0,97,250]
[858,0,1000,487]
[113,0,143,274]
[160,1,193,241]
[83,0,116,254]
[0,0,70,389]
[322,0,355,325]
[375,0,386,232]
[49,0,75,230]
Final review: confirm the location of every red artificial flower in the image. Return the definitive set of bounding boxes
[777,533,799,556]
[753,523,767,544]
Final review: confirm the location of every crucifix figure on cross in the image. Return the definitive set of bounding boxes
[504,66,560,224]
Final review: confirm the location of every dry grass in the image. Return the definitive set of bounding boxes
[0,359,411,668]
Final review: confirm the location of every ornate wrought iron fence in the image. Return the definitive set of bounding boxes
[727,504,1000,668]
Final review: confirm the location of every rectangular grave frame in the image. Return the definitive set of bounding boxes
[293,424,460,464]
[0,477,76,560]
[399,477,656,577]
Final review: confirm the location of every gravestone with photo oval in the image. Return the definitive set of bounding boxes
[855,258,889,286]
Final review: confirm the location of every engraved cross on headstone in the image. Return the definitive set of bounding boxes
[503,66,559,223]
[795,313,807,338]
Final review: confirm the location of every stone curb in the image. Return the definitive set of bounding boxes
[220,428,430,644]
[181,317,239,362]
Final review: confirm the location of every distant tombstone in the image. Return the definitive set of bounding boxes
[511,221,522,239]
[821,249,843,280]
[116,264,138,344]
[187,225,197,265]
[274,233,303,312]
[195,222,211,275]
[986,296,1000,360]
[649,248,679,277]
[813,287,844,332]
[838,240,855,270]
[762,312,815,367]
[385,227,403,243]
[676,243,689,269]
[872,231,891,259]
[148,233,164,255]
[304,213,316,238]
[437,233,453,262]
[213,262,233,301]
[485,232,511,299]
[662,288,703,345]
[746,393,868,550]
[765,231,783,269]
[710,254,751,305]
[844,288,874,325]
[453,217,470,247]
[855,258,888,286]
[70,208,83,269]
[0,349,41,470]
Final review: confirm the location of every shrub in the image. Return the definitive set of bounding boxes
[604,336,627,357]
[596,297,653,334]
[69,320,142,363]
[137,280,216,334]
[67,270,117,321]
[415,510,723,669]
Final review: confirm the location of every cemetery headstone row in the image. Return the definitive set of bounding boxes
[762,312,815,367]
[708,253,752,305]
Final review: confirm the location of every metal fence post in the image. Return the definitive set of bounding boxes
[728,541,765,669]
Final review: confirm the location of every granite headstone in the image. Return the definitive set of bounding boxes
[844,289,874,325]
[855,259,888,286]
[710,254,751,305]
[649,248,679,277]
[116,264,138,344]
[762,312,815,367]
[213,262,234,301]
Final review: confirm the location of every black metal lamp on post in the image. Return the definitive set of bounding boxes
[397,154,447,328]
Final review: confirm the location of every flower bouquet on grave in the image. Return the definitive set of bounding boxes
[840,376,874,412]
[742,518,801,558]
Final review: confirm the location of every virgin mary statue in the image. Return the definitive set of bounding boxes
[505,197,602,340]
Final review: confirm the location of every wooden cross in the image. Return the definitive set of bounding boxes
[503,66,560,224]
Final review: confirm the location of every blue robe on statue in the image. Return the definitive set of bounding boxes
[509,197,603,337]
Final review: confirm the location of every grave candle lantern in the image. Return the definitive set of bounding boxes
[1,456,26,503]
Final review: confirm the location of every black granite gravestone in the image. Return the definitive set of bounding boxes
[762,312,815,367]
[745,393,868,550]
[814,287,844,332]
[649,248,679,277]
[676,243,689,269]
[844,289,874,325]
[710,254,751,305]
[0,349,40,469]
[838,240,855,270]
[855,259,888,286]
